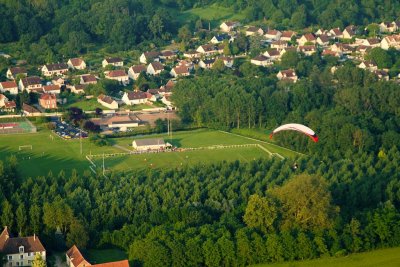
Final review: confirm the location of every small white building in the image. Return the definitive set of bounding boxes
[220,21,240,32]
[97,94,118,109]
[41,63,69,77]
[147,62,164,75]
[102,57,123,68]
[264,30,282,41]
[246,26,264,36]
[122,91,148,105]
[0,81,18,95]
[104,70,129,85]
[132,138,166,151]
[139,51,161,64]
[128,65,147,80]
[19,76,42,92]
[6,67,27,80]
[67,58,86,70]
[251,55,272,67]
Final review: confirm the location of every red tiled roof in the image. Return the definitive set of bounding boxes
[107,70,127,77]
[130,65,147,73]
[70,58,84,66]
[5,101,16,108]
[0,228,45,254]
[43,85,60,92]
[9,67,27,75]
[21,76,41,87]
[82,74,97,83]
[105,58,123,63]
[40,93,56,101]
[0,81,18,89]
[66,245,91,267]
[149,62,164,71]
[45,63,69,71]
[126,91,147,100]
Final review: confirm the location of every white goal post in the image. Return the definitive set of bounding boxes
[19,145,32,151]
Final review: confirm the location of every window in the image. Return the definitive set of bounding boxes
[20,255,23,259]
[16,262,19,266]
[8,256,12,260]
[28,252,32,257]
[19,246,24,253]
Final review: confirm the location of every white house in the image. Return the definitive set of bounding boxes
[183,51,201,59]
[104,70,129,85]
[102,57,123,68]
[41,63,69,77]
[198,58,216,69]
[0,81,18,95]
[70,84,86,94]
[132,138,166,151]
[343,25,357,39]
[251,55,272,66]
[280,31,296,41]
[0,227,46,267]
[196,44,218,56]
[128,65,147,80]
[139,51,160,64]
[297,45,317,56]
[264,29,282,41]
[19,76,42,92]
[210,34,230,44]
[6,67,27,80]
[329,28,343,38]
[219,56,234,68]
[220,21,240,32]
[147,62,164,75]
[80,74,97,84]
[263,49,281,61]
[0,94,8,107]
[270,40,289,50]
[170,65,190,78]
[160,50,177,61]
[316,35,330,46]
[297,33,316,46]
[380,34,400,50]
[97,94,118,109]
[67,58,86,70]
[358,61,378,71]
[277,69,298,83]
[246,26,264,36]
[42,84,61,94]
[122,91,148,105]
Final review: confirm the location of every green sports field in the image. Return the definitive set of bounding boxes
[253,247,400,267]
[0,128,299,178]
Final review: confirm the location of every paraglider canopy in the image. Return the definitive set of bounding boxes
[269,123,318,142]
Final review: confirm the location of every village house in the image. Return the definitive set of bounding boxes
[343,25,357,39]
[128,65,147,80]
[277,69,298,83]
[102,57,123,68]
[91,115,140,132]
[41,63,69,77]
[147,62,164,75]
[39,93,57,109]
[330,43,354,55]
[183,51,201,59]
[70,84,86,94]
[0,81,18,95]
[97,94,118,109]
[66,245,129,267]
[210,34,230,44]
[280,31,296,41]
[321,49,342,58]
[19,76,42,92]
[6,67,27,80]
[67,58,86,70]
[316,35,330,46]
[264,29,282,41]
[22,103,41,116]
[42,84,61,94]
[374,69,390,81]
[379,21,399,33]
[80,74,97,85]
[297,33,316,46]
[139,51,161,64]
[263,49,281,61]
[0,227,46,267]
[270,40,289,50]
[198,58,216,69]
[246,26,264,36]
[298,45,317,56]
[280,47,297,57]
[159,50,177,61]
[219,56,234,68]
[122,91,148,105]
[315,29,328,36]
[146,89,161,101]
[355,45,371,58]
[177,60,194,71]
[52,77,65,87]
[196,44,218,56]
[161,95,173,107]
[0,94,8,107]
[104,70,129,85]
[170,65,190,77]
[159,80,174,96]
[380,34,400,50]
[220,21,240,32]
[358,61,378,71]
[251,54,272,66]
[362,38,381,47]
[3,101,16,112]
[329,28,343,38]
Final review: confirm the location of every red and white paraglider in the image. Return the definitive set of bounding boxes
[269,123,318,142]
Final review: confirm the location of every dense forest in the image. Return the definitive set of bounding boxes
[0,147,399,266]
[1,0,400,62]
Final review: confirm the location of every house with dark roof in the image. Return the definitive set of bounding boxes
[277,69,298,83]
[198,58,216,69]
[6,67,27,80]
[147,62,164,75]
[139,51,161,64]
[80,74,97,85]
[97,94,118,109]
[18,76,42,92]
[210,34,230,44]
[128,65,147,80]
[220,21,240,32]
[251,54,272,66]
[102,58,123,68]
[246,26,264,36]
[0,227,46,267]
[41,63,69,77]
[42,84,61,94]
[104,70,129,85]
[122,90,148,105]
[132,138,166,151]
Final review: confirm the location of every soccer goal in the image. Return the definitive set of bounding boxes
[19,145,33,151]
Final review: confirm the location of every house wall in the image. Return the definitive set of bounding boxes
[6,251,46,267]
[132,142,166,151]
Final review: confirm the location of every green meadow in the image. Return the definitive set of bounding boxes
[253,247,400,267]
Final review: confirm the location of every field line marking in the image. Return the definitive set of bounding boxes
[218,130,305,156]
[256,144,272,156]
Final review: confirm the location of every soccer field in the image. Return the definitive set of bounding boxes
[0,128,299,178]
[92,129,299,174]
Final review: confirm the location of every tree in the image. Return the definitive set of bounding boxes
[271,174,338,231]
[30,204,41,234]
[32,253,46,267]
[16,204,27,235]
[1,200,13,230]
[366,48,393,69]
[212,59,225,72]
[178,25,191,42]
[243,194,277,233]
[66,219,89,249]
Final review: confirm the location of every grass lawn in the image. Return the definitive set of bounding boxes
[176,4,247,28]
[95,129,300,173]
[253,247,400,267]
[66,98,111,111]
[86,248,127,264]
[0,130,120,179]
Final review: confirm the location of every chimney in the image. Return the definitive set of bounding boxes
[34,233,36,241]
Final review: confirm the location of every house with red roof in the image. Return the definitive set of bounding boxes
[104,70,129,85]
[41,63,69,77]
[277,69,298,83]
[66,245,128,267]
[0,81,18,95]
[6,67,27,80]
[39,93,57,109]
[68,58,86,70]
